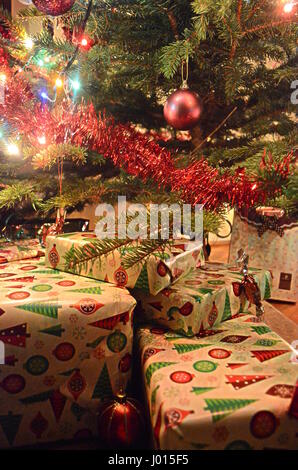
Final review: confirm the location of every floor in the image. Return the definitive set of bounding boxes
[209,243,298,325]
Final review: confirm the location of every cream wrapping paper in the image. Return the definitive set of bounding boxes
[137,308,298,450]
[45,232,204,296]
[229,213,298,302]
[134,262,272,336]
[0,256,136,448]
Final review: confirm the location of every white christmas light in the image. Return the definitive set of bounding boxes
[284,2,294,12]
[24,37,34,50]
[6,143,20,156]
[37,135,46,145]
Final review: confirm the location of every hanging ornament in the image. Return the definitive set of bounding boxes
[32,0,76,16]
[164,59,202,130]
[97,391,146,449]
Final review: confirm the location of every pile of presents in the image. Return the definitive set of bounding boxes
[0,234,297,449]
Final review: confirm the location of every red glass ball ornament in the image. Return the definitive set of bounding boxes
[97,393,146,449]
[164,88,203,130]
[32,0,76,16]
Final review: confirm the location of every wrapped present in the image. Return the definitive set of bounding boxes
[45,232,204,296]
[0,239,44,264]
[136,306,298,450]
[134,262,272,337]
[0,256,136,448]
[229,210,298,302]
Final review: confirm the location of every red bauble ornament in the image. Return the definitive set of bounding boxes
[164,87,203,130]
[32,0,76,16]
[97,393,146,449]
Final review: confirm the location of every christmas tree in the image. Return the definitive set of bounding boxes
[0,1,297,264]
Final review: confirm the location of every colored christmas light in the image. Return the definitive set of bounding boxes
[55,78,63,88]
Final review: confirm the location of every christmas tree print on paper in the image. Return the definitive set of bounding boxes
[226,363,248,370]
[0,411,23,446]
[150,385,160,416]
[145,362,176,386]
[88,311,129,330]
[17,301,61,319]
[92,363,113,400]
[251,325,272,335]
[134,264,149,292]
[68,286,102,295]
[39,324,65,337]
[264,275,271,300]
[221,292,232,322]
[86,336,105,348]
[192,387,216,395]
[251,350,289,363]
[173,343,211,355]
[31,269,60,275]
[204,398,257,423]
[19,390,54,405]
[0,323,30,347]
[226,375,272,390]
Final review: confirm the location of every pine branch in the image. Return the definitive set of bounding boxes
[63,238,134,275]
[121,239,171,270]
[0,183,40,210]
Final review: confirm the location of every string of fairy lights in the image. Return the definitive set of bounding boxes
[0,0,297,157]
[0,0,93,156]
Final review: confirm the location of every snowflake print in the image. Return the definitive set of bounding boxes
[141,335,155,346]
[163,387,180,399]
[79,351,90,361]
[206,375,219,384]
[34,340,44,350]
[181,354,195,361]
[179,397,190,406]
[72,326,87,340]
[151,373,165,387]
[276,366,290,375]
[233,344,249,352]
[59,422,72,435]
[92,346,106,360]
[48,291,59,297]
[212,426,229,442]
[43,375,56,387]
[278,433,289,445]
[69,313,78,323]
[234,354,248,362]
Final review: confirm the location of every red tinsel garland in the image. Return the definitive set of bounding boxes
[0,71,294,211]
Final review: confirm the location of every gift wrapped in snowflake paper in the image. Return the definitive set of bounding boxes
[0,254,136,448]
[45,233,205,296]
[134,262,272,337]
[137,308,298,450]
